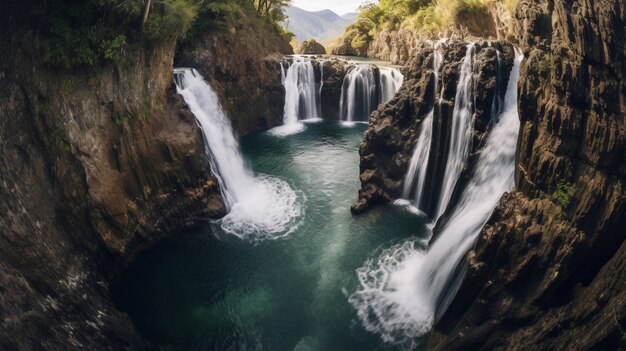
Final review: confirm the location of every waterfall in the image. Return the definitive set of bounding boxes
[434,43,476,220]
[491,50,504,124]
[401,51,443,210]
[174,68,305,242]
[379,67,404,102]
[270,58,321,136]
[340,65,403,122]
[349,50,523,346]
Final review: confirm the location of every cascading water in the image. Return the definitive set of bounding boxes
[400,51,443,211]
[340,65,403,122]
[270,58,321,136]
[340,66,377,122]
[379,67,404,102]
[349,50,523,347]
[491,50,504,124]
[434,43,476,220]
[174,68,305,242]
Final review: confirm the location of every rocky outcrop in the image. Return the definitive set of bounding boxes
[331,30,369,57]
[367,3,515,64]
[352,41,514,214]
[432,0,626,349]
[297,39,326,54]
[0,28,226,350]
[367,28,423,65]
[319,59,349,120]
[176,27,293,135]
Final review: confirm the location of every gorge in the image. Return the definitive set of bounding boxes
[1,0,624,350]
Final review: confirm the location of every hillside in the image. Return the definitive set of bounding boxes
[285,6,355,42]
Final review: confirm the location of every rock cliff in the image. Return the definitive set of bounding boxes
[0,30,227,349]
[176,28,293,135]
[353,0,625,348]
[352,41,515,215]
[432,0,626,349]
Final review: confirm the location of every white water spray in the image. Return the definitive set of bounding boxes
[434,43,476,220]
[174,68,305,242]
[270,58,320,136]
[401,51,443,209]
[350,50,523,346]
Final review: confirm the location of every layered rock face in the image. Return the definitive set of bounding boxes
[367,2,515,64]
[176,28,293,135]
[352,41,515,214]
[433,0,626,349]
[0,33,225,350]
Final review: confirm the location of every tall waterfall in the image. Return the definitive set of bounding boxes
[401,51,443,209]
[434,43,476,220]
[270,59,321,136]
[349,50,523,346]
[340,65,403,122]
[174,68,305,242]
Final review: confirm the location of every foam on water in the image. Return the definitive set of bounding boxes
[219,174,306,243]
[350,50,523,345]
[174,68,305,242]
[268,123,306,137]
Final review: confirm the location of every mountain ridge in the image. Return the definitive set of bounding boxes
[285,6,355,43]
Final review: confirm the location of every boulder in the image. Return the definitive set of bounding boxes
[297,39,327,54]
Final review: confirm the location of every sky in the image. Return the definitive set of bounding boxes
[291,0,375,15]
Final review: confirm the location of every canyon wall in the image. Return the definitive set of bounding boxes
[352,41,514,215]
[176,28,293,135]
[432,0,626,349]
[0,32,226,349]
[354,0,625,348]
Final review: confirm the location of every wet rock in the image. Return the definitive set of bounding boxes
[432,0,626,349]
[0,31,226,350]
[352,40,515,217]
[176,26,293,135]
[319,59,349,120]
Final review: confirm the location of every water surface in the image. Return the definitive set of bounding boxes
[115,121,429,350]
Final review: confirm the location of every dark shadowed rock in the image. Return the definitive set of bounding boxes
[0,33,226,350]
[176,26,293,135]
[352,40,514,215]
[432,0,626,349]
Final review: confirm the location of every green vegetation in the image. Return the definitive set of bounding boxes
[612,181,622,197]
[8,0,292,70]
[552,180,579,209]
[530,53,551,77]
[187,0,294,43]
[339,0,519,51]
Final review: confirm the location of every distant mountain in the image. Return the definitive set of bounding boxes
[285,6,356,43]
[341,13,358,22]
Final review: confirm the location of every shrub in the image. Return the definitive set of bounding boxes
[102,35,128,62]
[552,180,578,209]
[612,181,622,196]
[505,0,519,14]
[143,0,199,40]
